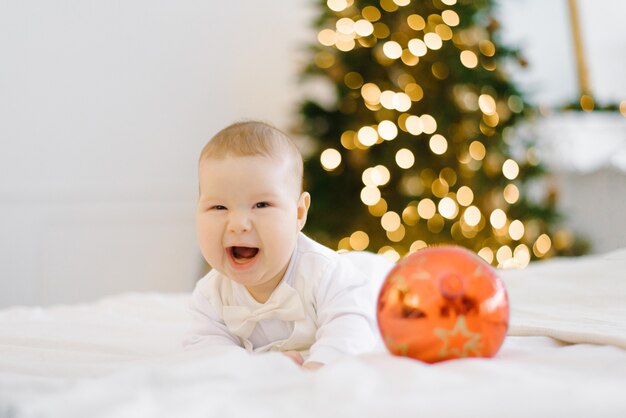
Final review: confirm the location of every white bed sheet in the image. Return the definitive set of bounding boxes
[1,250,626,417]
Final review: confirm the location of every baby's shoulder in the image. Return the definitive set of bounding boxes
[296,234,341,274]
[193,269,234,306]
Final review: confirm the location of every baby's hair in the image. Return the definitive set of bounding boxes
[199,120,304,192]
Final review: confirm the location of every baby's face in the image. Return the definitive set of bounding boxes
[196,154,309,299]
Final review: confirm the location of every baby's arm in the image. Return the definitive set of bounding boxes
[305,260,379,366]
[182,283,242,350]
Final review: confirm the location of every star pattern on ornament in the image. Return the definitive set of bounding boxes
[384,335,409,356]
[471,265,485,279]
[410,269,432,280]
[434,315,482,359]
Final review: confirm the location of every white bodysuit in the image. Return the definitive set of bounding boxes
[183,233,388,364]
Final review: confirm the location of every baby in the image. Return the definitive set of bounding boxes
[183,121,382,369]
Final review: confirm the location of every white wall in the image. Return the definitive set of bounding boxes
[0,0,315,308]
[1,0,625,308]
[497,0,626,106]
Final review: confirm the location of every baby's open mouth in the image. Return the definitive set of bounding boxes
[228,246,259,264]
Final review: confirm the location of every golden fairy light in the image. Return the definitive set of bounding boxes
[397,73,416,88]
[460,50,478,68]
[362,6,381,22]
[478,94,497,114]
[438,197,458,219]
[380,90,395,109]
[357,126,378,146]
[394,93,412,111]
[320,148,342,171]
[405,83,424,101]
[476,248,493,264]
[407,14,426,31]
[314,51,335,68]
[393,0,410,6]
[340,130,356,150]
[533,234,552,257]
[479,40,496,57]
[405,115,424,135]
[507,95,524,113]
[513,245,531,268]
[401,50,419,66]
[373,22,390,39]
[456,186,474,206]
[361,83,382,104]
[435,24,453,41]
[441,0,457,5]
[368,198,387,216]
[489,208,507,229]
[409,240,427,253]
[431,178,449,197]
[349,230,370,250]
[420,114,437,133]
[427,214,445,233]
[429,134,448,155]
[360,186,381,205]
[483,113,499,128]
[354,19,374,37]
[580,94,594,111]
[417,198,436,219]
[379,246,401,262]
[395,148,415,169]
[408,39,427,56]
[380,0,398,12]
[336,18,355,35]
[387,224,405,242]
[383,41,403,59]
[440,167,457,186]
[336,38,356,51]
[363,166,390,187]
[463,205,481,227]
[381,211,401,231]
[378,120,398,140]
[503,183,519,204]
[400,175,423,196]
[344,72,364,89]
[402,204,419,225]
[327,0,348,12]
[441,10,460,26]
[318,29,337,46]
[508,220,525,241]
[337,237,351,251]
[424,32,443,50]
[371,165,391,185]
[431,62,449,80]
[502,159,520,180]
[362,168,375,186]
[496,246,513,266]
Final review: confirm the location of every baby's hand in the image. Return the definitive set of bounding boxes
[302,361,324,370]
[282,350,304,366]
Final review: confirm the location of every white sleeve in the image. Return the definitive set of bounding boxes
[182,280,243,350]
[306,259,380,365]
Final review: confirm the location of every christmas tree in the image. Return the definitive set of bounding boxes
[299,0,583,267]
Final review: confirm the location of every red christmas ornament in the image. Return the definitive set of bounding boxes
[377,246,509,363]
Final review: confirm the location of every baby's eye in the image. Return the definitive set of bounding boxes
[254,202,270,209]
[211,205,227,210]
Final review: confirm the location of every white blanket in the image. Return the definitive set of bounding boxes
[1,251,626,417]
[503,248,626,348]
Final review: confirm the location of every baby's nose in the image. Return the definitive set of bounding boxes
[228,210,251,232]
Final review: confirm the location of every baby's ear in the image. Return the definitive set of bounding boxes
[297,192,311,230]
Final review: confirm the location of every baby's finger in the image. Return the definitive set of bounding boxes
[282,350,304,365]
